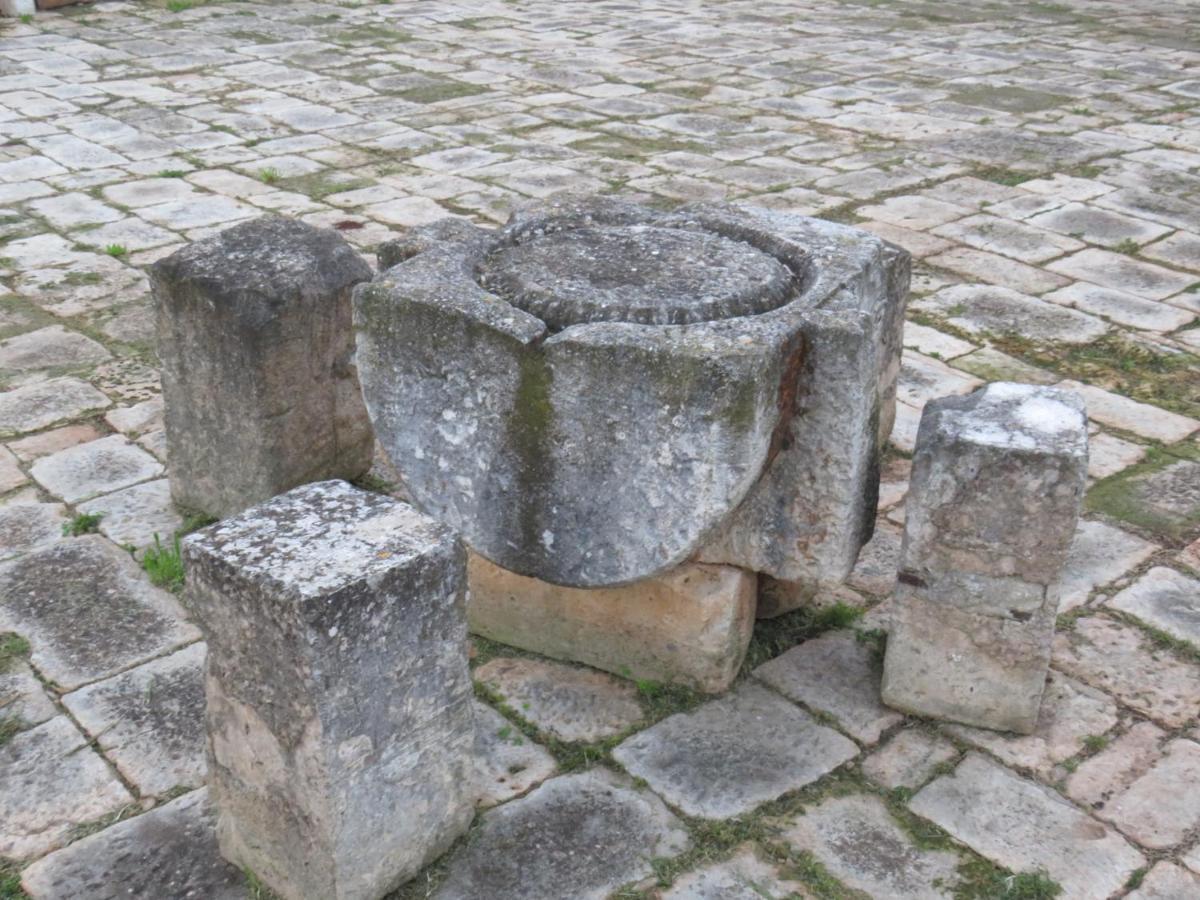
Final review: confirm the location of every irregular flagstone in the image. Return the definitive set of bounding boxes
[0,377,111,438]
[30,435,163,504]
[1066,721,1166,811]
[0,659,57,731]
[0,325,110,376]
[1058,519,1158,611]
[0,716,133,860]
[1053,615,1200,728]
[896,350,983,409]
[660,846,810,900]
[910,753,1145,900]
[912,284,1109,344]
[1086,431,1147,480]
[20,788,246,900]
[1047,248,1196,301]
[0,536,199,690]
[783,793,960,899]
[1044,282,1195,332]
[6,424,103,463]
[612,682,858,819]
[1029,203,1172,249]
[931,213,1084,264]
[753,630,902,744]
[1105,739,1200,850]
[862,728,960,791]
[943,672,1119,778]
[472,701,557,808]
[76,479,183,551]
[1109,567,1200,645]
[0,501,66,561]
[474,657,643,743]
[1126,862,1200,900]
[0,446,23,494]
[467,554,755,693]
[950,346,1058,387]
[432,769,690,900]
[61,642,205,796]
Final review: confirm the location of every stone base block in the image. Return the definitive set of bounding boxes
[467,554,755,694]
[880,593,1054,734]
[184,481,474,900]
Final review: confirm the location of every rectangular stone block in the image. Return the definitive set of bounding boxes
[882,383,1087,733]
[151,217,374,519]
[467,553,755,693]
[183,481,474,900]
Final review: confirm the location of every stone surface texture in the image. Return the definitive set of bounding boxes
[152,217,374,518]
[3,2,1200,896]
[883,383,1088,733]
[357,196,908,588]
[467,553,755,692]
[182,480,474,900]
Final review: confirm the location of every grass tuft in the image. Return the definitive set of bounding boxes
[104,244,127,258]
[61,512,103,537]
[142,533,185,592]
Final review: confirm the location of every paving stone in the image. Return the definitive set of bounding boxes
[783,793,960,899]
[754,630,902,744]
[1029,202,1172,248]
[1048,248,1197,301]
[472,701,557,809]
[61,642,204,796]
[901,321,976,360]
[1109,567,1200,645]
[0,325,110,377]
[20,788,246,900]
[1141,231,1200,273]
[1181,537,1200,574]
[0,536,198,690]
[846,518,902,596]
[1059,519,1158,611]
[862,728,961,791]
[912,284,1109,344]
[1053,615,1200,728]
[0,716,133,860]
[944,672,1119,777]
[932,213,1084,264]
[889,400,922,454]
[30,434,162,504]
[1066,721,1166,812]
[612,682,858,819]
[1185,846,1200,878]
[0,501,66,561]
[103,396,163,436]
[1087,431,1147,479]
[76,478,182,551]
[27,192,124,230]
[432,769,690,900]
[660,845,810,899]
[858,195,970,230]
[1045,282,1195,332]
[0,446,23,494]
[1126,862,1200,900]
[950,346,1058,386]
[1106,739,1200,850]
[910,753,1145,899]
[474,657,643,743]
[925,246,1069,295]
[0,658,57,732]
[1111,459,1200,541]
[6,424,103,462]
[0,377,110,438]
[896,350,983,409]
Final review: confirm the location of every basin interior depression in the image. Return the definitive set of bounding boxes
[353,197,909,589]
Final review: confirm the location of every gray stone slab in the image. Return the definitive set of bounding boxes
[62,642,205,796]
[912,284,1108,344]
[661,846,809,899]
[754,630,902,744]
[1109,566,1200,646]
[0,536,199,691]
[0,501,66,561]
[0,716,133,860]
[76,478,183,551]
[0,659,57,731]
[432,769,690,900]
[184,480,474,900]
[1106,739,1200,850]
[612,682,858,819]
[0,325,110,376]
[1126,862,1200,899]
[1059,519,1158,611]
[20,788,246,900]
[862,728,960,791]
[910,753,1144,899]
[472,701,557,808]
[30,435,163,504]
[784,793,959,899]
[475,657,644,742]
[0,377,110,438]
[1065,720,1165,811]
[152,217,374,519]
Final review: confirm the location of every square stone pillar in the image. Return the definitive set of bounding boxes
[183,481,475,900]
[881,383,1087,734]
[151,217,375,519]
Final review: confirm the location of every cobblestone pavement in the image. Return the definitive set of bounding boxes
[2,0,1199,897]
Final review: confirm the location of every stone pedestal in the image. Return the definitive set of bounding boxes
[881,383,1088,734]
[183,481,474,900]
[152,217,374,519]
[468,554,756,693]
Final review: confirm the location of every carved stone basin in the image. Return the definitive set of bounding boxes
[354,197,909,588]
